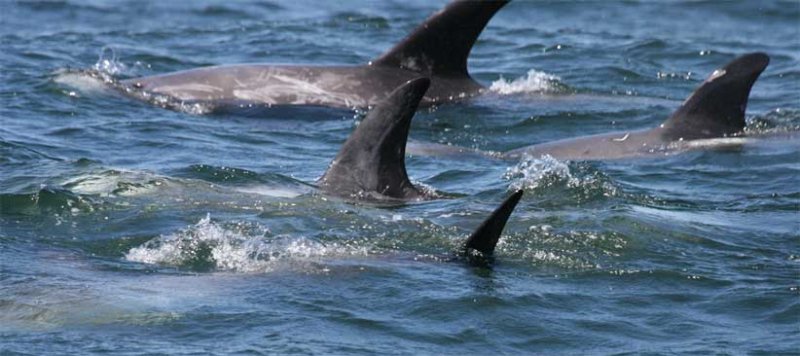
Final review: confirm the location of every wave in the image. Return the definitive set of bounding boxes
[746,108,800,135]
[0,187,96,216]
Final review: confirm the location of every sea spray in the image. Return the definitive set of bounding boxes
[489,69,564,95]
[126,214,373,273]
[504,154,620,204]
[504,154,578,191]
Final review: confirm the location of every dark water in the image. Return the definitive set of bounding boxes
[2,1,799,354]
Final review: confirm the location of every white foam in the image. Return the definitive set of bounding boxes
[489,69,561,95]
[125,214,372,273]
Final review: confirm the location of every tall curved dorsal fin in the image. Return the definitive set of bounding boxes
[372,0,509,78]
[319,78,430,200]
[464,190,524,255]
[661,52,769,141]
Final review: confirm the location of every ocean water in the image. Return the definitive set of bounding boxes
[1,0,799,354]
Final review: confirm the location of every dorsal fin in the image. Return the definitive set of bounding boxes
[464,190,524,255]
[372,0,509,78]
[661,52,769,141]
[319,78,430,200]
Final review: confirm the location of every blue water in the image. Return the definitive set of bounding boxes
[2,1,799,354]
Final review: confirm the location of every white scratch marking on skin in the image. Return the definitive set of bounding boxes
[151,83,224,100]
[707,69,727,82]
[681,68,727,105]
[231,73,365,106]
[612,133,630,142]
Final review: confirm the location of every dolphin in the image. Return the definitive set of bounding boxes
[314,76,525,263]
[441,188,523,267]
[461,189,523,259]
[118,1,509,111]
[502,53,770,161]
[405,53,770,161]
[318,77,431,201]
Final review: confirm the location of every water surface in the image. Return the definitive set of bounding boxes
[1,1,799,354]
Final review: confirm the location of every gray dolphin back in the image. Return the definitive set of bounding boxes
[463,190,524,255]
[372,0,509,79]
[319,78,430,200]
[662,52,769,141]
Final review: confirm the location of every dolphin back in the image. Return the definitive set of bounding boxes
[372,0,509,79]
[319,78,431,200]
[662,52,769,140]
[463,190,524,256]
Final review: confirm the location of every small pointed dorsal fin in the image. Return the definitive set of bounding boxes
[319,78,430,200]
[464,190,524,255]
[372,1,509,78]
[662,52,769,141]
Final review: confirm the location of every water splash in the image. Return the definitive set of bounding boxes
[504,154,577,191]
[411,180,441,199]
[489,69,563,95]
[503,154,620,204]
[125,215,373,273]
[746,108,800,135]
[93,46,127,75]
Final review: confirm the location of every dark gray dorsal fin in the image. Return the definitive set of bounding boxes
[661,52,769,141]
[464,190,524,255]
[372,0,509,78]
[319,78,430,199]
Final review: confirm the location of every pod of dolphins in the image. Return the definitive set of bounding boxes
[104,1,770,266]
